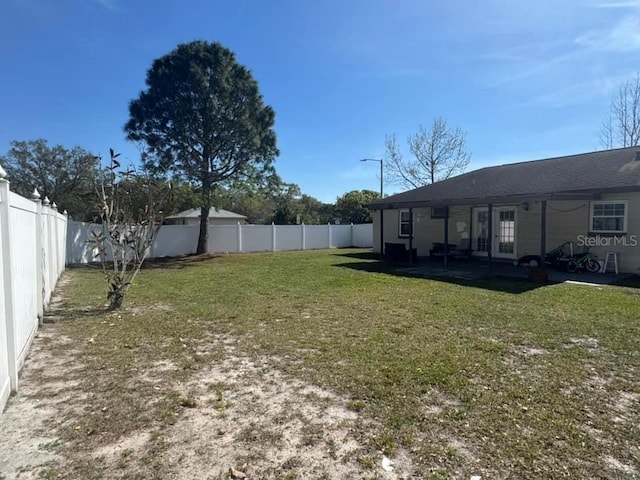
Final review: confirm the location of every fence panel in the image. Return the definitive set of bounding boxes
[330,225,351,248]
[352,224,373,247]
[304,225,329,250]
[153,225,199,257]
[8,193,39,371]
[0,191,9,410]
[67,222,374,260]
[0,171,67,414]
[274,225,303,251]
[236,225,272,252]
[208,225,239,253]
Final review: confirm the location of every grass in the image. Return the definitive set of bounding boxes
[48,249,640,478]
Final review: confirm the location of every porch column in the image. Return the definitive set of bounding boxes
[469,207,473,250]
[540,200,547,265]
[443,210,449,270]
[380,209,384,260]
[487,203,493,275]
[408,207,414,264]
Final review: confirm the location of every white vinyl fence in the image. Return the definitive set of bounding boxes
[67,221,373,264]
[0,168,67,413]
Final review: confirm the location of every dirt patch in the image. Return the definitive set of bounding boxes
[0,330,413,480]
[0,326,71,479]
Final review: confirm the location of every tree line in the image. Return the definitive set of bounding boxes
[0,138,380,226]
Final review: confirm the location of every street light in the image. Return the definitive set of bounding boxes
[360,158,383,198]
[361,158,385,260]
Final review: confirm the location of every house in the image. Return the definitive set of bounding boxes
[368,147,640,273]
[163,208,248,226]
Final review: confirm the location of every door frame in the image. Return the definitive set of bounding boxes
[472,205,518,259]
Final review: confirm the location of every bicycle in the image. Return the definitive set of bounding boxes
[566,248,600,273]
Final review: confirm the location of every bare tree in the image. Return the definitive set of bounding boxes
[385,117,471,190]
[599,74,640,149]
[89,149,171,310]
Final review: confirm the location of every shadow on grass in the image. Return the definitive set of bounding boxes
[141,254,224,270]
[332,253,546,294]
[68,254,223,272]
[44,305,108,323]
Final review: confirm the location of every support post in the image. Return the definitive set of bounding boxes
[380,209,384,260]
[540,200,547,266]
[469,207,473,252]
[443,210,449,270]
[0,167,18,391]
[487,203,493,276]
[237,222,242,253]
[301,223,306,250]
[408,208,414,264]
[52,202,59,284]
[271,222,276,252]
[32,189,44,326]
[350,223,354,247]
[327,223,332,249]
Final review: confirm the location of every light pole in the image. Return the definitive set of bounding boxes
[360,158,383,198]
[361,158,384,259]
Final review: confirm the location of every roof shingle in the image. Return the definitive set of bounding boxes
[369,147,640,208]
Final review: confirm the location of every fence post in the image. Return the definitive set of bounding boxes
[52,202,60,283]
[327,223,332,249]
[350,223,354,247]
[301,223,305,250]
[0,165,18,391]
[272,222,276,252]
[43,196,54,304]
[32,189,44,326]
[237,222,242,253]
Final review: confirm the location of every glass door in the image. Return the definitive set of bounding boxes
[493,207,516,258]
[472,207,489,256]
[472,206,517,258]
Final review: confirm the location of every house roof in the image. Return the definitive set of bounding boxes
[164,208,247,220]
[369,146,640,209]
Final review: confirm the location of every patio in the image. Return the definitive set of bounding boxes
[395,257,628,285]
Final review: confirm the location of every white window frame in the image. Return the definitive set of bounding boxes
[590,200,628,233]
[398,209,412,237]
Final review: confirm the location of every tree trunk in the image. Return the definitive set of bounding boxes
[196,206,209,254]
[108,290,125,310]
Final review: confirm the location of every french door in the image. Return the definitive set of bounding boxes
[472,206,517,259]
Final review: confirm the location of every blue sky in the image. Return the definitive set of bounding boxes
[1,0,640,203]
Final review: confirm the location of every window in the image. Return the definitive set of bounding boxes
[399,209,412,236]
[590,201,627,233]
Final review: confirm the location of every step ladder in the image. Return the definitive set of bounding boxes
[601,252,618,274]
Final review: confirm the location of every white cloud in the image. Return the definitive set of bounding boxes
[575,14,640,52]
[593,1,640,8]
[95,0,116,11]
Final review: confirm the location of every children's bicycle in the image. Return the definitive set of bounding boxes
[566,249,600,273]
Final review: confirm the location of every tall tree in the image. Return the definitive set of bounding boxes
[335,189,380,224]
[600,74,640,149]
[125,41,278,254]
[0,139,100,220]
[385,117,471,189]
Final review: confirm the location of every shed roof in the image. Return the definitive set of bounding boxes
[164,208,247,220]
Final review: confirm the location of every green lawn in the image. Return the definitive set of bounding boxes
[51,249,640,479]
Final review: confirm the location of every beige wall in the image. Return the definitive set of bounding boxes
[373,196,640,272]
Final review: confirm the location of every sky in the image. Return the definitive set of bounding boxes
[1,0,640,203]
